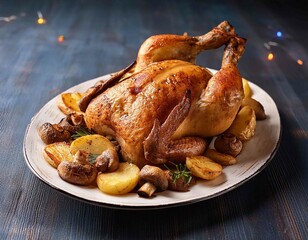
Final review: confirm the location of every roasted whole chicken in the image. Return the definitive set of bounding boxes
[81,21,246,168]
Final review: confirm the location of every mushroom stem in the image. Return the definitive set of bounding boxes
[137,165,168,198]
[137,182,157,198]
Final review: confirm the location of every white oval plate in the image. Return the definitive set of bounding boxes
[23,69,281,210]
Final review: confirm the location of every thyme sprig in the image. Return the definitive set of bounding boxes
[164,162,192,184]
[71,127,93,140]
[88,153,100,164]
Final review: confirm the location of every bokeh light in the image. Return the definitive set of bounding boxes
[297,59,303,65]
[37,17,46,24]
[58,35,65,43]
[267,53,274,61]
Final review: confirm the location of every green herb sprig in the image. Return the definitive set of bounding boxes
[71,127,93,140]
[88,154,100,164]
[164,162,192,184]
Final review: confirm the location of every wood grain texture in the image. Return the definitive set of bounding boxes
[0,0,307,239]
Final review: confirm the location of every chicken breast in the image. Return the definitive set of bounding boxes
[85,60,212,166]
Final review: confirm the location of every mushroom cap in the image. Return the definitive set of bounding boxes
[57,160,98,186]
[139,165,168,191]
[95,148,119,173]
[38,122,71,144]
[214,133,242,157]
[57,151,98,186]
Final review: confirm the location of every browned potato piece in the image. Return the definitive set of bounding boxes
[205,149,237,166]
[186,156,222,180]
[43,142,74,168]
[70,134,115,155]
[97,162,140,195]
[242,78,252,98]
[226,106,256,141]
[241,97,266,120]
[57,92,84,115]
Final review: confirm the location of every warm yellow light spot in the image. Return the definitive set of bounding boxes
[58,35,65,43]
[267,53,274,61]
[37,17,46,24]
[297,59,303,65]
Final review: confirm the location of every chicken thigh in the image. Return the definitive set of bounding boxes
[83,21,246,167]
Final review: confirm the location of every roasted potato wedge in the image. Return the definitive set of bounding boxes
[43,142,74,168]
[205,149,237,166]
[241,97,266,120]
[57,92,84,115]
[226,105,256,141]
[70,134,115,155]
[97,162,140,195]
[242,78,252,98]
[186,156,222,180]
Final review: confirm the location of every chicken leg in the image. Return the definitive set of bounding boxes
[135,21,236,72]
[143,36,246,164]
[173,36,246,138]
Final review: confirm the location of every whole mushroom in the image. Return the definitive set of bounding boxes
[214,133,242,157]
[95,148,120,173]
[57,150,98,185]
[58,112,87,133]
[38,112,88,144]
[137,165,168,198]
[38,122,71,144]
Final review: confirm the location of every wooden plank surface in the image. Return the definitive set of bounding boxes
[0,0,307,239]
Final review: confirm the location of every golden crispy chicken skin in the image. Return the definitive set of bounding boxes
[83,21,246,167]
[173,37,245,138]
[85,60,212,166]
[135,20,235,72]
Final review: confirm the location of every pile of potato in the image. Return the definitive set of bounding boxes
[44,134,140,195]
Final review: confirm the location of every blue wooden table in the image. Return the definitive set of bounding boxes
[1,0,307,239]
